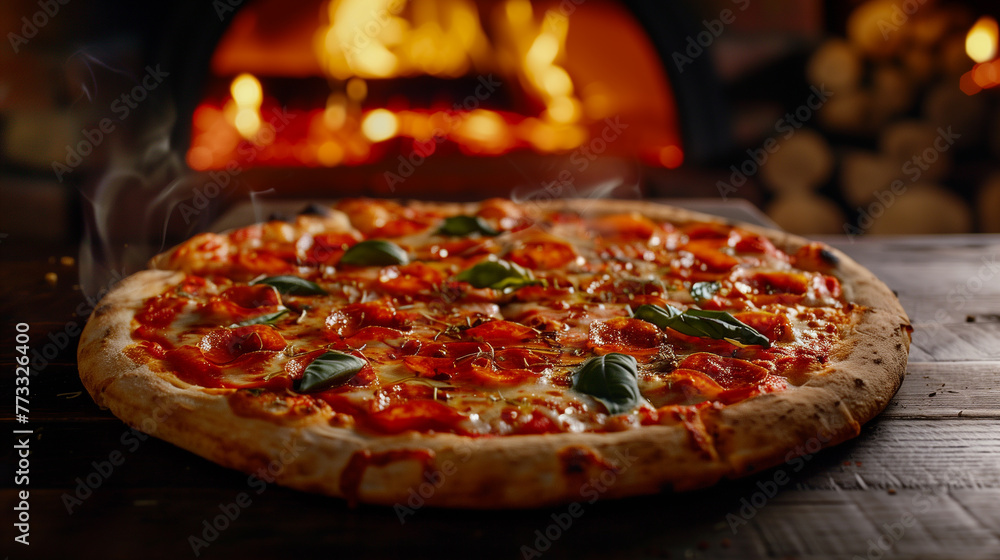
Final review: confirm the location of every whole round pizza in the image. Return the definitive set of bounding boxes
[78,198,911,507]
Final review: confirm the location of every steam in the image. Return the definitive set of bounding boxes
[509,155,642,214]
[77,100,221,299]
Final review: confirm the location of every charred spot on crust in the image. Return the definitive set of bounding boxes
[819,247,839,266]
[854,378,865,388]
[299,203,335,217]
[268,212,292,222]
[558,446,611,476]
[873,358,884,365]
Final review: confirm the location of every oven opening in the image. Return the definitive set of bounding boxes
[186,0,685,183]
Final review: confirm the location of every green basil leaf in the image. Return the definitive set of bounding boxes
[572,353,643,415]
[251,276,326,295]
[229,308,290,328]
[632,304,771,348]
[632,303,682,327]
[339,239,409,266]
[456,259,537,292]
[690,281,721,303]
[294,351,367,393]
[438,215,499,237]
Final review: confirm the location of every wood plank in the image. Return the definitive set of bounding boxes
[751,490,1000,559]
[954,489,1000,534]
[909,323,1000,362]
[886,362,1000,418]
[898,295,1000,324]
[6,416,998,496]
[794,419,1000,491]
[4,488,998,559]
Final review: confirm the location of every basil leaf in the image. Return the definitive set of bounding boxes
[632,304,770,348]
[456,259,536,292]
[229,308,290,328]
[632,303,682,327]
[572,353,643,415]
[690,281,720,303]
[251,276,326,295]
[339,240,409,266]
[294,351,367,393]
[438,215,499,237]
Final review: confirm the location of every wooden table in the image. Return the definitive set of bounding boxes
[2,235,999,559]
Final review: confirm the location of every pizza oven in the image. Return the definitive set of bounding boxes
[165,0,729,201]
[72,0,732,294]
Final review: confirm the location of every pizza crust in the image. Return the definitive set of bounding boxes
[78,200,910,507]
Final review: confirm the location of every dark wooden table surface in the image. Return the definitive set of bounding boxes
[2,234,999,560]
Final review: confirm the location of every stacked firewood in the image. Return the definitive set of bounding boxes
[765,0,999,234]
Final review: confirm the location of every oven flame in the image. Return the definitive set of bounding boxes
[318,0,490,79]
[229,73,263,140]
[960,16,1000,95]
[361,108,400,142]
[189,0,683,170]
[966,16,998,64]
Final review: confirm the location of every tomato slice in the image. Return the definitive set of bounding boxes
[677,353,769,389]
[587,317,664,356]
[506,240,577,269]
[199,325,287,364]
[220,285,281,309]
[732,311,795,343]
[463,320,539,346]
[365,400,468,434]
[325,302,411,338]
[376,262,443,297]
[303,233,358,266]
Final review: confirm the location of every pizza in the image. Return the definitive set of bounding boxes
[77,198,911,507]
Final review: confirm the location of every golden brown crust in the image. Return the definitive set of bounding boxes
[78,199,910,508]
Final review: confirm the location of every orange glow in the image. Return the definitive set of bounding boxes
[191,0,685,171]
[966,16,998,63]
[658,146,684,169]
[316,0,490,79]
[361,109,400,142]
[960,56,1000,96]
[229,74,264,140]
